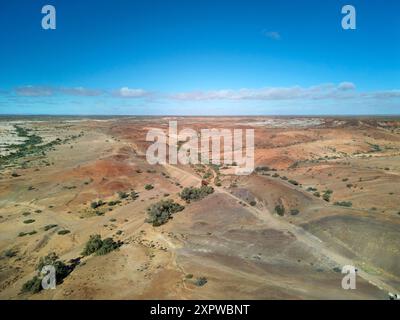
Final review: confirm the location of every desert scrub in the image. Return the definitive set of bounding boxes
[144,184,154,190]
[290,209,300,215]
[194,277,208,287]
[3,248,17,258]
[131,190,139,200]
[81,234,121,256]
[117,191,129,199]
[90,200,105,209]
[334,201,352,207]
[21,252,73,294]
[180,185,214,203]
[146,199,185,226]
[57,229,71,235]
[23,219,35,224]
[275,204,285,216]
[44,224,58,231]
[108,200,121,206]
[18,230,37,237]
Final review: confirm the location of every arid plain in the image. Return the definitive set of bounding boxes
[0,116,399,299]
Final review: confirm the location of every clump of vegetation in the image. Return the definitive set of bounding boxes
[194,277,208,287]
[90,200,105,209]
[255,166,271,172]
[307,187,317,192]
[18,231,37,237]
[44,224,58,231]
[57,230,71,235]
[180,185,214,203]
[313,191,320,197]
[322,190,333,202]
[334,201,352,207]
[21,252,73,294]
[146,199,185,226]
[117,191,129,199]
[131,190,139,200]
[290,209,300,216]
[22,211,31,216]
[81,234,121,256]
[288,179,299,186]
[23,219,35,224]
[108,200,121,206]
[272,173,279,178]
[249,200,257,206]
[3,248,17,258]
[145,184,154,190]
[275,204,285,216]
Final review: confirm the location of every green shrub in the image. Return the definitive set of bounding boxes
[82,234,120,256]
[37,252,71,281]
[44,224,58,231]
[275,204,285,216]
[194,277,208,286]
[145,184,154,190]
[57,230,71,235]
[249,200,257,206]
[146,199,185,226]
[82,234,103,256]
[180,185,214,203]
[91,200,105,209]
[334,201,352,207]
[108,200,121,206]
[117,191,129,199]
[3,249,17,258]
[95,238,120,256]
[23,219,35,224]
[288,179,299,186]
[131,191,139,200]
[21,276,42,294]
[290,209,300,216]
[313,191,320,197]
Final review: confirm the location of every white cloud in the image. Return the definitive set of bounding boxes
[338,82,356,91]
[262,30,281,40]
[115,87,149,98]
[171,83,400,101]
[14,85,103,97]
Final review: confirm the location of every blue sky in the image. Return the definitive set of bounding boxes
[0,0,399,115]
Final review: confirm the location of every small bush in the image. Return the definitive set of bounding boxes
[91,200,105,209]
[194,277,208,286]
[288,179,299,186]
[145,184,154,190]
[108,200,121,206]
[44,224,58,231]
[57,230,71,235]
[146,199,185,226]
[334,201,352,207]
[82,234,103,256]
[249,200,257,206]
[275,204,285,216]
[180,185,214,203]
[313,191,320,197]
[82,234,120,256]
[290,209,300,216]
[117,191,129,199]
[23,219,35,224]
[131,191,139,200]
[3,249,17,258]
[21,276,42,294]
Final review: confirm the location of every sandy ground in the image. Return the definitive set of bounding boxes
[0,116,399,299]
